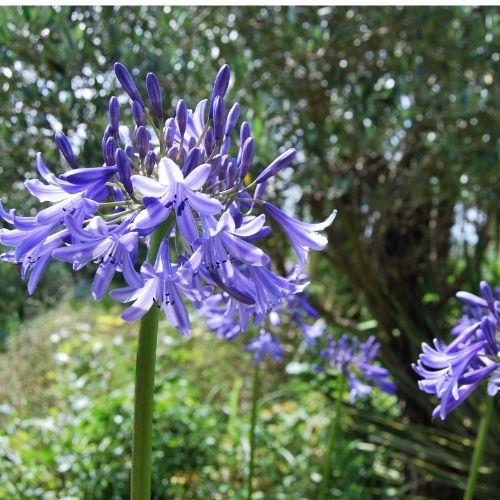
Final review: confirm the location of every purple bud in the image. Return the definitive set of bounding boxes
[125,145,135,161]
[255,148,296,184]
[114,62,143,105]
[225,103,240,137]
[220,138,231,156]
[239,137,255,177]
[113,187,125,202]
[227,158,238,187]
[480,281,494,307]
[146,72,163,118]
[135,126,151,159]
[240,121,252,145]
[204,127,215,157]
[176,99,187,137]
[132,100,145,127]
[103,124,114,142]
[183,147,201,176]
[188,136,197,151]
[167,145,179,161]
[209,64,230,118]
[115,147,133,194]
[105,137,117,166]
[163,118,175,149]
[108,96,120,132]
[212,96,225,142]
[238,121,252,164]
[144,150,157,176]
[55,131,78,169]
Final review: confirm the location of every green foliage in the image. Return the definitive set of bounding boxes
[0,302,409,499]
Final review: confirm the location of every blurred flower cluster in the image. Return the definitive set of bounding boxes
[0,62,336,338]
[413,281,499,419]
[320,334,396,402]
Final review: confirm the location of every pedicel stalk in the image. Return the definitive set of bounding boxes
[318,334,396,498]
[0,62,337,498]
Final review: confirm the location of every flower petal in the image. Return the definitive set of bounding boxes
[131,174,167,197]
[183,163,211,190]
[158,157,183,185]
[186,190,222,215]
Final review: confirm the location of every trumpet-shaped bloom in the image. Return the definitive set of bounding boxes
[111,241,212,334]
[413,281,499,419]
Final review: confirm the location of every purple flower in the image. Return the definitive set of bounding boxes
[321,334,396,403]
[191,212,269,285]
[53,215,142,300]
[413,281,499,419]
[246,331,283,364]
[110,241,212,334]
[264,202,337,269]
[131,157,222,238]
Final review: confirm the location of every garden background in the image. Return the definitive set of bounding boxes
[0,5,498,499]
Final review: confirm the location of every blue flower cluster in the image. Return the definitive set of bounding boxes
[320,334,396,402]
[198,286,326,363]
[0,63,336,337]
[413,281,499,419]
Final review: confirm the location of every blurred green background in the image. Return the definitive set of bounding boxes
[0,6,499,499]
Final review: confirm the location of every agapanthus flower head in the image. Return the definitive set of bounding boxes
[413,281,499,420]
[0,62,336,338]
[246,330,283,364]
[320,334,395,402]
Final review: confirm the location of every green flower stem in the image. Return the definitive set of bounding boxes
[247,362,260,500]
[318,375,347,500]
[130,223,169,500]
[463,396,494,500]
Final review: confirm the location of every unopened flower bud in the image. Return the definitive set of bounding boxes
[135,126,151,159]
[212,96,225,143]
[114,62,143,105]
[239,137,255,177]
[108,96,120,132]
[209,64,230,119]
[225,103,240,137]
[163,119,175,149]
[176,99,187,137]
[132,100,145,127]
[255,148,296,184]
[113,187,125,201]
[104,137,117,166]
[115,147,133,194]
[146,72,163,118]
[55,131,78,169]
[183,147,201,176]
[204,127,215,157]
[144,150,157,176]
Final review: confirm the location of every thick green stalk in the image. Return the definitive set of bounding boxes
[463,396,494,500]
[247,362,260,500]
[130,224,169,500]
[318,376,347,500]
